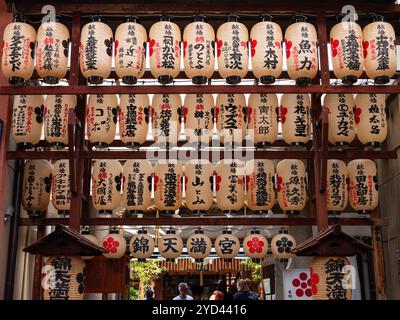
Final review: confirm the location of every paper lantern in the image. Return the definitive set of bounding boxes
[284,15,318,85]
[311,256,352,300]
[348,159,378,214]
[281,94,311,146]
[151,93,181,146]
[1,18,36,85]
[86,94,118,148]
[154,160,183,215]
[149,17,181,84]
[81,229,98,260]
[276,159,307,215]
[354,94,387,148]
[186,229,212,263]
[22,160,52,217]
[183,93,214,145]
[122,159,152,215]
[243,230,268,262]
[158,229,183,262]
[216,93,246,145]
[80,18,113,84]
[11,95,44,149]
[44,95,76,148]
[184,159,214,215]
[183,16,215,84]
[91,160,122,215]
[330,21,364,85]
[101,229,127,259]
[215,159,244,215]
[323,94,356,147]
[248,93,279,147]
[250,15,283,84]
[326,159,348,215]
[216,15,249,84]
[215,229,240,262]
[36,21,70,84]
[129,229,155,261]
[43,256,86,300]
[115,17,147,84]
[270,231,296,262]
[51,159,71,216]
[119,94,150,148]
[246,159,275,213]
[363,15,396,84]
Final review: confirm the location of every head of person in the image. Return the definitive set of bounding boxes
[211,290,224,300]
[145,288,154,299]
[178,282,190,297]
[237,279,250,293]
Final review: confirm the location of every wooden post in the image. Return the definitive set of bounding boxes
[371,223,387,299]
[32,225,45,300]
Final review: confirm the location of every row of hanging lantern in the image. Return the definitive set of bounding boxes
[2,14,396,85]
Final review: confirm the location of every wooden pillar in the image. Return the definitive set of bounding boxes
[371,224,387,299]
[32,225,45,300]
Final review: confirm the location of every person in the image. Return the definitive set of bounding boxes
[173,282,194,300]
[209,290,224,300]
[233,279,252,300]
[223,286,236,301]
[144,288,154,300]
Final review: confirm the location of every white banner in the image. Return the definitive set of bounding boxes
[283,269,313,300]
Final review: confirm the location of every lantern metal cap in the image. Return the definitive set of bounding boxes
[125,15,140,23]
[109,227,119,234]
[370,14,385,23]
[250,228,260,235]
[223,228,232,234]
[260,14,273,22]
[227,14,240,22]
[293,14,307,23]
[193,15,207,22]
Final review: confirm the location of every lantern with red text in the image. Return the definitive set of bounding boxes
[183,16,215,84]
[276,159,307,215]
[271,230,296,262]
[119,94,150,148]
[187,229,212,263]
[158,229,183,262]
[348,159,378,214]
[11,95,44,149]
[92,160,122,215]
[326,159,348,215]
[250,15,282,84]
[154,160,183,216]
[81,228,98,260]
[281,94,311,146]
[215,229,240,262]
[149,17,181,84]
[22,160,52,218]
[243,229,268,262]
[115,17,147,84]
[216,15,249,84]
[122,160,152,216]
[101,229,127,259]
[129,229,155,262]
[51,159,71,216]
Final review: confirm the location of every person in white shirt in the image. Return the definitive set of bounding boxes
[173,282,194,300]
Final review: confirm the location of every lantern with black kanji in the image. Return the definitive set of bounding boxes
[36,20,70,84]
[276,159,307,215]
[186,229,212,263]
[281,94,311,146]
[115,17,147,84]
[43,256,86,300]
[122,159,152,216]
[154,160,183,215]
[44,95,76,149]
[183,16,215,84]
[216,15,249,84]
[326,159,348,215]
[184,159,214,215]
[323,94,356,147]
[330,21,364,85]
[92,159,122,215]
[22,160,52,217]
[363,15,396,84]
[215,229,240,262]
[86,94,118,148]
[119,94,150,148]
[243,229,268,262]
[1,16,36,85]
[348,159,378,214]
[354,94,387,148]
[81,228,98,260]
[248,93,279,148]
[250,15,282,84]
[101,228,127,259]
[152,93,181,147]
[284,15,318,85]
[246,159,275,214]
[51,159,71,216]
[215,159,245,215]
[216,93,246,145]
[80,17,113,84]
[129,229,155,262]
[158,229,183,262]
[11,95,44,149]
[183,93,214,145]
[311,256,352,300]
[270,230,296,262]
[149,16,181,84]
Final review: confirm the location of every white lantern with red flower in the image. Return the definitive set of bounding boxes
[186,229,212,263]
[270,230,296,262]
[215,229,240,262]
[129,229,155,261]
[243,229,268,262]
[101,228,127,259]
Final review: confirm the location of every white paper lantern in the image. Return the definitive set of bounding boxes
[51,159,71,216]
[326,159,348,215]
[242,230,268,262]
[270,231,296,262]
[129,229,155,261]
[158,229,183,262]
[215,230,240,261]
[186,229,212,263]
[101,229,127,259]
